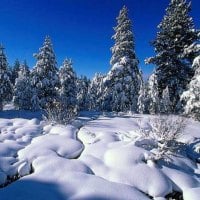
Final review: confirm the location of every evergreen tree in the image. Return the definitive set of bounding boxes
[21,60,30,75]
[44,59,78,124]
[146,0,199,113]
[183,42,200,67]
[31,36,59,109]
[11,59,21,85]
[147,73,160,114]
[7,65,13,83]
[181,55,200,120]
[103,6,141,112]
[77,76,90,111]
[59,59,77,113]
[13,64,33,110]
[110,6,137,66]
[0,45,13,110]
[88,73,105,111]
[137,79,149,114]
[31,88,40,111]
[160,86,172,114]
[183,34,200,70]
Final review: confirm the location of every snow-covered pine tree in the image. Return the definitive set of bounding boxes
[13,64,33,110]
[31,36,59,109]
[137,78,149,114]
[146,0,199,113]
[88,73,105,111]
[0,45,13,110]
[103,6,141,112]
[21,60,30,75]
[160,86,172,114]
[7,65,13,84]
[183,33,200,70]
[59,59,77,114]
[11,59,21,85]
[182,28,200,63]
[44,59,78,124]
[77,75,90,111]
[110,6,137,66]
[181,44,200,120]
[31,88,40,111]
[147,73,160,114]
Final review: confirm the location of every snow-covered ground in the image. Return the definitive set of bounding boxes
[0,109,199,200]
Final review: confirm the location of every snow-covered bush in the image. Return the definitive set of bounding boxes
[43,98,77,125]
[136,115,186,161]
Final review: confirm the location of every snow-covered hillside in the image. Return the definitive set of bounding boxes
[0,110,199,200]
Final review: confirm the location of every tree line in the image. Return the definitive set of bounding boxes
[0,0,200,122]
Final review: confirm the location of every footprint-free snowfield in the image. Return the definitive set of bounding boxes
[1,0,200,199]
[0,111,199,200]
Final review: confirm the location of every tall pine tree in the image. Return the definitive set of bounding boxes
[103,6,141,112]
[31,36,59,109]
[147,73,161,114]
[146,0,199,113]
[77,76,90,111]
[13,64,33,110]
[11,59,21,85]
[45,59,78,124]
[59,59,77,112]
[160,86,172,114]
[21,60,30,76]
[137,78,149,114]
[0,45,13,110]
[88,73,105,111]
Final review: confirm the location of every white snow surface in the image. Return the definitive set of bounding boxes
[0,110,200,200]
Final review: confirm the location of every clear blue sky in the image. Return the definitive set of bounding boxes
[0,0,199,79]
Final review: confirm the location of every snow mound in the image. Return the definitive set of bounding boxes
[81,141,172,197]
[18,135,83,161]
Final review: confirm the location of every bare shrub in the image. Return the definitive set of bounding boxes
[136,115,187,161]
[43,99,77,125]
